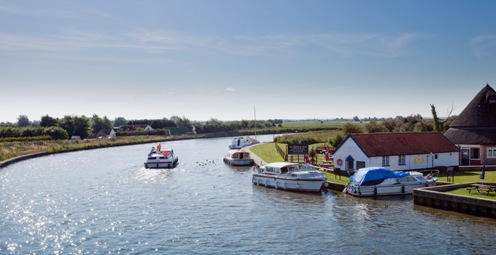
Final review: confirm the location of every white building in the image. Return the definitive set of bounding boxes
[333,132,459,172]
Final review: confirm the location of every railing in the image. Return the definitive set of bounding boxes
[275,143,287,161]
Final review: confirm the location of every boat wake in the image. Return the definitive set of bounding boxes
[134,166,177,184]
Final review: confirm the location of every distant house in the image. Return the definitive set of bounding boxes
[109,129,116,139]
[444,84,496,165]
[118,124,153,132]
[95,129,108,138]
[333,132,459,172]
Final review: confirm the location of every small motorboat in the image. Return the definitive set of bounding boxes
[343,167,437,197]
[252,162,327,192]
[144,145,178,168]
[229,136,259,149]
[223,149,254,166]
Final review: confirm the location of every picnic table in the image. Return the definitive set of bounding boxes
[467,184,496,195]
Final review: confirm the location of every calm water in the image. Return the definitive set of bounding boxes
[1,135,496,254]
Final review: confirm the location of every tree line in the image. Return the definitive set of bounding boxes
[0,114,285,140]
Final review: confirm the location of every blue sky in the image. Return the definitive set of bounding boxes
[1,0,495,123]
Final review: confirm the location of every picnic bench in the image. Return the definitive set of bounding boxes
[467,184,496,195]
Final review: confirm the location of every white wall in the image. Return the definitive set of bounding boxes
[333,138,368,171]
[334,136,459,171]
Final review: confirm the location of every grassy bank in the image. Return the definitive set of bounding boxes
[0,135,201,162]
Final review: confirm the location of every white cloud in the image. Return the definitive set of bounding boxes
[471,35,496,58]
[225,87,236,92]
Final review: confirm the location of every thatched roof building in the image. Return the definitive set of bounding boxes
[444,84,496,165]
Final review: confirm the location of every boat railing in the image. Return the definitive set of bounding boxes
[418,169,440,179]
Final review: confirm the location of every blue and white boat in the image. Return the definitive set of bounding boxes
[344,167,437,197]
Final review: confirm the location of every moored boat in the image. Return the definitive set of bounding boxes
[223,149,254,166]
[343,167,437,197]
[229,136,259,149]
[144,145,178,168]
[252,162,327,192]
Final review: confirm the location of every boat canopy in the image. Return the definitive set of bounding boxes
[349,167,410,186]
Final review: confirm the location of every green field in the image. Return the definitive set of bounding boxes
[281,120,366,129]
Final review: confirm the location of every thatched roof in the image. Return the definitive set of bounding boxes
[444,84,496,145]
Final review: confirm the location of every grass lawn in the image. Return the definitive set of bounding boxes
[249,143,285,163]
[446,187,496,200]
[438,170,496,183]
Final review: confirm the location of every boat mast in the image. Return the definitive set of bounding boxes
[254,106,257,139]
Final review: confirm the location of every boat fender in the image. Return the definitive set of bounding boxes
[401,185,405,194]
[373,186,377,196]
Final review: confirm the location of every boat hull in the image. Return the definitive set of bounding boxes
[224,158,254,166]
[344,182,435,197]
[144,158,178,169]
[252,175,325,192]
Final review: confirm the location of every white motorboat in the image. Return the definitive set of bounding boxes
[223,149,254,166]
[252,162,327,192]
[144,146,178,168]
[343,167,437,197]
[229,136,259,149]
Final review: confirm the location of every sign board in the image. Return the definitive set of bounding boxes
[288,144,308,155]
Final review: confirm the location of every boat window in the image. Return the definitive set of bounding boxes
[398,155,406,165]
[159,156,167,159]
[148,157,156,160]
[281,167,288,174]
[232,154,239,159]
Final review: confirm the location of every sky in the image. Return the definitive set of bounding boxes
[1,0,496,123]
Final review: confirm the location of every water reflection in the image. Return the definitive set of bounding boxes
[1,135,496,254]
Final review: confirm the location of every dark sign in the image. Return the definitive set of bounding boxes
[288,144,308,155]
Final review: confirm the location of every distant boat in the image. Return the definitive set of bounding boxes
[252,162,327,192]
[223,149,254,166]
[343,167,438,197]
[228,136,259,149]
[144,147,178,168]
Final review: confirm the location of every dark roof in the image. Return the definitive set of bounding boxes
[449,84,496,128]
[343,132,459,157]
[444,128,496,145]
[444,84,496,145]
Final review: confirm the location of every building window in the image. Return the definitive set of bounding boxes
[398,155,406,165]
[382,156,390,166]
[357,161,366,169]
[470,148,480,159]
[488,148,496,158]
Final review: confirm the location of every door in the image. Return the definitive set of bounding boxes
[461,148,469,166]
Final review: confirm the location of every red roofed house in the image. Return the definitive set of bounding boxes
[333,132,459,172]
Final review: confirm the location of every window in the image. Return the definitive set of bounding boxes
[398,155,406,165]
[356,161,366,169]
[488,148,496,158]
[470,148,480,159]
[382,156,390,166]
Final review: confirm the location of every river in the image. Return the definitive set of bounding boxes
[1,135,496,254]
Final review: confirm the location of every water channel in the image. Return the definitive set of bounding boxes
[1,135,496,254]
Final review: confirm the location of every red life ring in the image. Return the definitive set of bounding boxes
[337,159,343,166]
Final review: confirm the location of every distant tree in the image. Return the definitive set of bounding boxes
[17,115,30,127]
[342,122,363,134]
[150,118,176,129]
[332,133,344,148]
[365,121,388,133]
[353,116,360,122]
[43,126,69,140]
[175,116,192,130]
[430,104,453,132]
[40,115,58,127]
[91,114,113,136]
[59,115,90,139]
[381,118,398,132]
[113,117,127,127]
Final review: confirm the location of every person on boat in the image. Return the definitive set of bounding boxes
[149,146,155,156]
[157,144,162,152]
